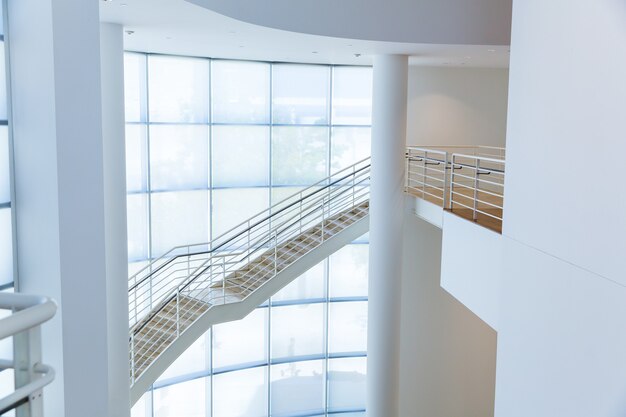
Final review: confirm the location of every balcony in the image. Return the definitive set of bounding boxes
[405,146,505,233]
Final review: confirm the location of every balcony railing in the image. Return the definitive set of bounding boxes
[406,146,505,233]
[0,292,57,415]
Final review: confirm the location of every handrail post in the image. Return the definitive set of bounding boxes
[443,152,449,209]
[175,289,180,336]
[422,151,427,199]
[472,157,480,221]
[449,154,455,211]
[405,150,410,191]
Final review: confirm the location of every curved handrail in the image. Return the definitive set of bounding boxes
[128,157,371,292]
[129,157,370,286]
[0,293,57,414]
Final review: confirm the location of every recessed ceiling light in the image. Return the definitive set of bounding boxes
[125,30,135,35]
[487,49,496,53]
[120,3,128,6]
[165,36,173,40]
[239,45,245,48]
[354,53,361,58]
[312,51,318,54]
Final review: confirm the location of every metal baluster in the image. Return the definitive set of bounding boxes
[449,154,455,212]
[443,152,449,209]
[473,158,480,221]
[422,151,427,198]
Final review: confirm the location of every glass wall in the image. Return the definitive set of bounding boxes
[125,53,372,417]
[0,1,13,291]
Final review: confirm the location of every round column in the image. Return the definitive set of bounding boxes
[367,54,408,417]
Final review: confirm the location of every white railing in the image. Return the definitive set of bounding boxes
[406,146,505,231]
[449,153,505,230]
[406,147,449,207]
[129,158,370,383]
[0,293,57,416]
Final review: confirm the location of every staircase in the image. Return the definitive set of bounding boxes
[128,158,371,404]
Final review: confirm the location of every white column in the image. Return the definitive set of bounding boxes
[367,54,408,417]
[8,1,112,416]
[100,23,130,417]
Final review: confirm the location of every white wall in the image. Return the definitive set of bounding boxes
[494,1,626,416]
[406,66,509,147]
[400,202,497,417]
[440,211,502,330]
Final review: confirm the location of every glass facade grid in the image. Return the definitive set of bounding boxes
[125,52,371,417]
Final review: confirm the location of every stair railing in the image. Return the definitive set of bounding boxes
[129,158,370,383]
[0,292,57,416]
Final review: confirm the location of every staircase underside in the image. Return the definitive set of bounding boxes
[130,201,370,404]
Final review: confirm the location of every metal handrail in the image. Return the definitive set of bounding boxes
[128,157,371,292]
[406,146,505,232]
[0,293,57,415]
[128,158,370,384]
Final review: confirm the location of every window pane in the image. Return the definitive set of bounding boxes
[272,261,325,302]
[148,56,209,123]
[149,125,209,191]
[331,127,371,174]
[212,126,269,187]
[213,308,267,370]
[124,53,147,123]
[131,392,152,417]
[125,125,148,193]
[0,127,10,203]
[329,244,368,298]
[271,303,324,360]
[0,208,13,287]
[272,126,328,186]
[272,65,329,125]
[153,377,207,417]
[332,67,372,125]
[0,44,7,121]
[151,190,210,256]
[158,333,209,382]
[127,194,149,262]
[328,301,368,354]
[213,367,268,417]
[212,188,269,238]
[271,360,324,417]
[327,357,367,412]
[212,60,270,124]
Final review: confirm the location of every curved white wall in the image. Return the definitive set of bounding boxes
[186,0,511,45]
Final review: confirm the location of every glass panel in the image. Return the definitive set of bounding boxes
[272,65,330,125]
[212,60,270,124]
[131,392,152,417]
[125,124,148,193]
[271,303,324,360]
[148,55,209,123]
[212,126,269,187]
[212,188,269,238]
[271,126,328,186]
[149,125,209,191]
[151,190,210,256]
[327,357,367,412]
[328,301,368,354]
[270,360,325,417]
[0,44,7,121]
[272,261,325,302]
[0,208,13,286]
[0,127,9,203]
[329,244,368,298]
[213,367,268,417]
[158,333,209,382]
[124,53,147,123]
[330,127,371,174]
[213,308,267,370]
[0,290,14,409]
[126,194,149,262]
[128,260,149,278]
[153,377,207,417]
[332,67,372,125]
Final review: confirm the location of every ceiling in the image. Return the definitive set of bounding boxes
[100,0,510,68]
